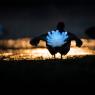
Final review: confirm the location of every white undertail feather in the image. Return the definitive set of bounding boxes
[46,30,68,47]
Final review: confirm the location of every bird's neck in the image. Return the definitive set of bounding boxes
[56,28,65,33]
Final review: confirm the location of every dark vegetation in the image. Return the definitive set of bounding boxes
[0,55,95,88]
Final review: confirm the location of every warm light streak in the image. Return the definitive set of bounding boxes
[0,38,94,60]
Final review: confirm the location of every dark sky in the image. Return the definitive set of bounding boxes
[0,0,95,39]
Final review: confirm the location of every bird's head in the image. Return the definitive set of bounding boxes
[57,22,65,32]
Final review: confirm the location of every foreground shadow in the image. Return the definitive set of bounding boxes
[0,55,95,87]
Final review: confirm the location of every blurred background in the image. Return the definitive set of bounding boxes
[0,0,95,39]
[0,0,95,59]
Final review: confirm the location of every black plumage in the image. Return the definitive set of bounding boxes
[30,22,83,59]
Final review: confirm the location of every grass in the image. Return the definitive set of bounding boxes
[0,55,95,64]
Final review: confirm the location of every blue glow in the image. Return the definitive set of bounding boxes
[46,30,68,47]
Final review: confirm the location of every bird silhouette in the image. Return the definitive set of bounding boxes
[30,22,83,59]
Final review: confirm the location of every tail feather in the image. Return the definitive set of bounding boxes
[46,30,68,47]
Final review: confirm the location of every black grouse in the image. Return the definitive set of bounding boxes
[30,22,83,59]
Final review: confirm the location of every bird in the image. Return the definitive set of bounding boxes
[30,22,83,59]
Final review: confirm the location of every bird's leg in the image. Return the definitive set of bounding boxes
[52,55,53,59]
[61,54,63,59]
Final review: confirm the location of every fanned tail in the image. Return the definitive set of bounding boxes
[46,30,68,47]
